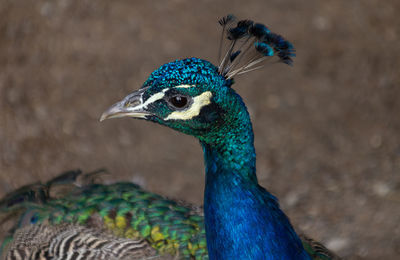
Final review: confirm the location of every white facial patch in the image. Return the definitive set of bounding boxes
[174,84,195,89]
[165,91,212,121]
[132,88,168,111]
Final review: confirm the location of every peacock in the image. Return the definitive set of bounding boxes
[0,15,339,260]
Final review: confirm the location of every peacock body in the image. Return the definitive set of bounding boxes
[1,15,339,260]
[1,170,207,259]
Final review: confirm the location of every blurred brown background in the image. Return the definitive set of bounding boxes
[1,0,399,259]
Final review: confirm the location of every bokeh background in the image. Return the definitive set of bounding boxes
[1,0,399,259]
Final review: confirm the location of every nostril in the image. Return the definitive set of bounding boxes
[126,99,141,107]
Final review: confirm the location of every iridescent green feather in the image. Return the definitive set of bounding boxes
[0,170,208,259]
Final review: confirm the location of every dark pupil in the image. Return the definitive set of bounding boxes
[170,96,187,108]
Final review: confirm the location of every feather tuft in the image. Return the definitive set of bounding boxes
[230,50,241,62]
[264,33,296,65]
[249,23,271,38]
[227,20,254,40]
[218,14,237,64]
[217,15,295,79]
[218,14,235,26]
[254,42,274,57]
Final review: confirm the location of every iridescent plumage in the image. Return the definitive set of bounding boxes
[1,170,207,259]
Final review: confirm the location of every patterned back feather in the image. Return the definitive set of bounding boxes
[4,223,159,260]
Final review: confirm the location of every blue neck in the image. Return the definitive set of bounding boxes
[200,103,310,259]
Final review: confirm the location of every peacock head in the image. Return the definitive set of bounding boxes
[100,58,239,140]
[100,15,295,142]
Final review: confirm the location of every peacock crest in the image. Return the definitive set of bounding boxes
[217,15,296,79]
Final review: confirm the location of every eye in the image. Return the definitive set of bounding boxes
[169,95,188,108]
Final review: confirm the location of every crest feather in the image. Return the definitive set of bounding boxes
[217,15,296,80]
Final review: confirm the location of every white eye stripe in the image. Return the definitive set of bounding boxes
[174,84,195,89]
[133,88,168,111]
[141,92,165,107]
[165,91,212,121]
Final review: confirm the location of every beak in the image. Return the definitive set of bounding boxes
[100,88,151,121]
